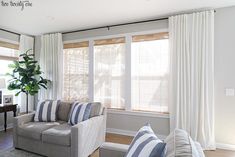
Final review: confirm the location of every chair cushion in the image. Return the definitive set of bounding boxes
[34,100,60,122]
[57,101,73,121]
[125,124,166,157]
[17,121,64,140]
[42,123,71,146]
[195,142,205,157]
[164,129,200,157]
[68,102,92,125]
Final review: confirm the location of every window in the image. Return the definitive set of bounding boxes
[62,32,169,113]
[0,43,19,104]
[94,37,125,109]
[63,41,89,101]
[0,41,19,61]
[131,32,169,112]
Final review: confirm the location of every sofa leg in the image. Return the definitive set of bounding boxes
[15,147,21,150]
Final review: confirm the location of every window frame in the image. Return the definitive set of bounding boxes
[63,29,169,115]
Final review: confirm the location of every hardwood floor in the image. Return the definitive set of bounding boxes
[1,129,235,157]
[0,129,13,151]
[204,149,235,157]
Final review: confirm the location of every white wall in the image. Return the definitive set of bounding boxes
[62,20,168,42]
[214,6,235,146]
[107,111,170,138]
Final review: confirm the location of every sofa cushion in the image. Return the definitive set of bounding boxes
[89,102,102,118]
[17,121,64,140]
[57,101,73,121]
[42,123,71,146]
[164,129,200,157]
[34,100,60,122]
[68,102,92,125]
[126,124,166,157]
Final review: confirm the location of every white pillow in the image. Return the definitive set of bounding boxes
[125,124,166,157]
[68,102,92,125]
[34,100,60,122]
[194,142,205,157]
[164,129,202,157]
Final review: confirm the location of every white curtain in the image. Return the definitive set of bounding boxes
[38,33,63,101]
[169,10,215,150]
[19,35,34,112]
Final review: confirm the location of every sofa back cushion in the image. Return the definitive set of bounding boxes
[56,101,103,122]
[164,129,201,157]
[57,101,73,121]
[34,100,60,122]
[89,102,102,118]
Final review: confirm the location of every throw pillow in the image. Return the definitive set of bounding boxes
[164,129,200,157]
[68,102,92,125]
[125,124,166,157]
[34,100,60,122]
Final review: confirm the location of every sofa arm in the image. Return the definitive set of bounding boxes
[100,142,129,157]
[13,112,35,148]
[13,112,35,126]
[71,115,106,157]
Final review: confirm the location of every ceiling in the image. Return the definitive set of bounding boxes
[0,0,235,36]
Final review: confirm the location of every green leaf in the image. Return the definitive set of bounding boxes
[15,91,22,96]
[39,84,47,89]
[25,49,32,55]
[8,64,16,68]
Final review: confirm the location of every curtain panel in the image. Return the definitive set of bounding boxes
[19,35,34,112]
[169,10,215,150]
[38,33,63,101]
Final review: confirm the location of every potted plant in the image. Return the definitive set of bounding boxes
[7,49,50,113]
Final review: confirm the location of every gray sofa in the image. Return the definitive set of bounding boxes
[13,101,106,157]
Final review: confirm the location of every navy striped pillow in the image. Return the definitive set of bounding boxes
[68,102,92,125]
[34,100,60,122]
[125,124,166,157]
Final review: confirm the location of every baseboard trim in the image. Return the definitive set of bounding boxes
[107,128,136,136]
[0,123,13,132]
[106,128,167,140]
[216,143,235,151]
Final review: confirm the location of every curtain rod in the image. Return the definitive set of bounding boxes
[62,17,168,34]
[62,10,216,35]
[0,28,20,36]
